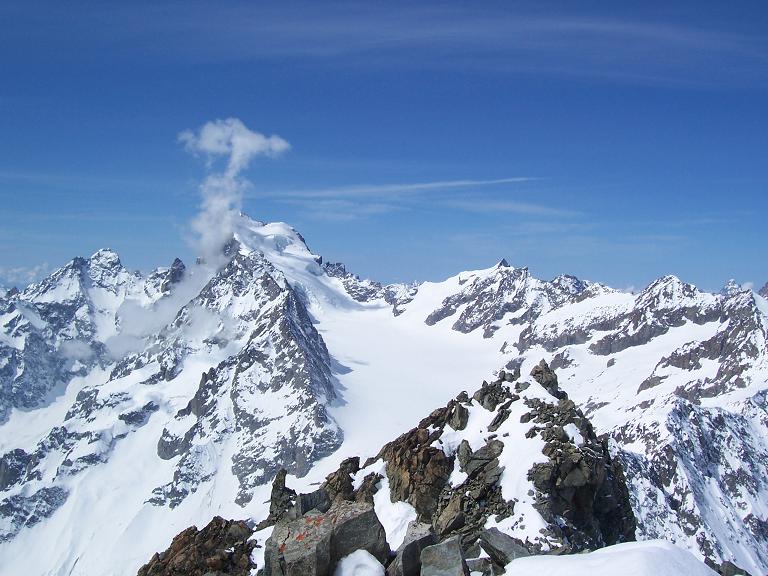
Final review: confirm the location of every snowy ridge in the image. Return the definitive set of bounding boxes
[0,214,764,575]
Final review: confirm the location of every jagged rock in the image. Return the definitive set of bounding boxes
[456,440,472,472]
[477,528,530,566]
[322,457,359,502]
[386,521,436,576]
[376,412,455,521]
[530,360,567,400]
[487,406,511,432]
[472,380,509,411]
[296,489,331,516]
[435,494,465,536]
[137,516,255,576]
[448,403,469,431]
[256,469,297,530]
[524,394,636,549]
[420,536,469,576]
[354,472,383,505]
[464,440,504,479]
[264,501,390,576]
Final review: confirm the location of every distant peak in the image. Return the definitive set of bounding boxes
[89,248,122,268]
[497,258,510,268]
[721,279,744,297]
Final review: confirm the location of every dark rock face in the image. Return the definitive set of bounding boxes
[137,516,255,576]
[386,522,436,576]
[614,391,768,573]
[263,500,389,576]
[323,261,417,315]
[419,536,469,576]
[0,486,68,542]
[759,282,768,299]
[149,252,342,508]
[375,405,457,521]
[523,395,636,550]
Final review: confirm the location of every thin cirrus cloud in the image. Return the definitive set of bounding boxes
[444,199,582,218]
[254,177,579,222]
[12,3,765,88]
[251,177,537,200]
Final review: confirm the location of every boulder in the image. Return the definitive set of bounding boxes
[477,528,530,566]
[265,510,332,576]
[330,501,390,564]
[419,536,469,576]
[264,501,390,576]
[386,522,436,576]
[464,440,504,479]
[434,494,465,536]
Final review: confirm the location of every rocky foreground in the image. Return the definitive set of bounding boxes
[138,362,639,575]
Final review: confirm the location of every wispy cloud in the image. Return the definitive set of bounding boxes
[11,3,765,88]
[0,262,51,287]
[444,199,582,218]
[258,176,582,222]
[252,177,537,200]
[284,199,404,222]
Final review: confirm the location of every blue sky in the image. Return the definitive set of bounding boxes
[0,1,766,291]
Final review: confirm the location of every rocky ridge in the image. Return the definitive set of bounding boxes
[235,362,636,576]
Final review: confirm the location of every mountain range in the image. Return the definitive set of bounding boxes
[0,214,765,575]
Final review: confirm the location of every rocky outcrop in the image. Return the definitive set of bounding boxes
[374,404,457,521]
[524,395,636,550]
[310,365,635,562]
[137,516,255,576]
[263,500,389,576]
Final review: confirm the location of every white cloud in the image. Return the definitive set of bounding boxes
[179,118,289,178]
[0,262,51,288]
[180,118,290,264]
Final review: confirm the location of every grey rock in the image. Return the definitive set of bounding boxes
[330,501,390,565]
[420,536,469,576]
[478,528,530,566]
[448,403,469,431]
[387,521,436,576]
[465,440,504,479]
[297,488,331,516]
[435,494,465,536]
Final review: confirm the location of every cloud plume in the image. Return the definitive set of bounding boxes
[179,118,290,263]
